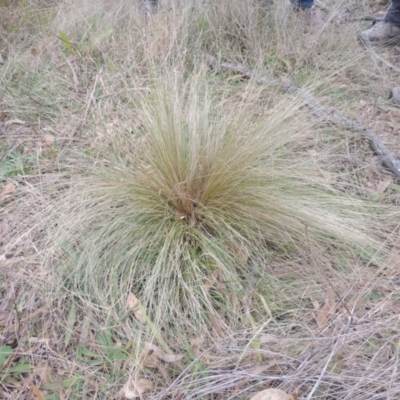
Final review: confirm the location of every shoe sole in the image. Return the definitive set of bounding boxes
[358,34,400,46]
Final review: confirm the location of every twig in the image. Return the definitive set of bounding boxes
[342,15,383,23]
[204,54,400,178]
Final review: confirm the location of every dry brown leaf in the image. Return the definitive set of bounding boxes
[4,119,26,126]
[127,292,146,324]
[31,384,46,400]
[0,110,7,121]
[144,342,183,363]
[316,289,336,327]
[0,183,16,202]
[120,377,153,399]
[249,388,293,400]
[41,133,55,146]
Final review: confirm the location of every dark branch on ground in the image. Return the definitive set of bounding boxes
[204,54,400,179]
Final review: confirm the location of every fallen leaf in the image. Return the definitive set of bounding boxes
[127,292,146,324]
[0,110,7,121]
[41,133,55,146]
[316,289,336,327]
[4,119,26,126]
[31,48,38,56]
[31,384,46,400]
[0,183,16,202]
[120,377,153,399]
[249,388,293,400]
[144,342,183,363]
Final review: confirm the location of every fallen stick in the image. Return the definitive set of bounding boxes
[341,15,383,23]
[204,54,400,178]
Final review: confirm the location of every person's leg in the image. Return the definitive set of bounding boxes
[290,0,322,29]
[290,0,314,9]
[385,1,400,26]
[359,2,400,45]
[142,0,158,15]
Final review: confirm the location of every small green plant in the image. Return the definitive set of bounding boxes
[0,346,32,385]
[0,150,36,178]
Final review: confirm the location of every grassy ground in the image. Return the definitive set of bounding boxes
[1,0,400,399]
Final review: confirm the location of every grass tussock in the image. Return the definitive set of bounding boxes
[40,72,387,341]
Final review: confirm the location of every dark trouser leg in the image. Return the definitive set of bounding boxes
[290,0,314,9]
[385,1,400,26]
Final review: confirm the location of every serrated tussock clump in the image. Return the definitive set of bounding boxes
[46,74,382,336]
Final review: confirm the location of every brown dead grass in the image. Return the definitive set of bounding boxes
[1,0,400,399]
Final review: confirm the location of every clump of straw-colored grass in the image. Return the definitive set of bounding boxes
[42,71,383,340]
